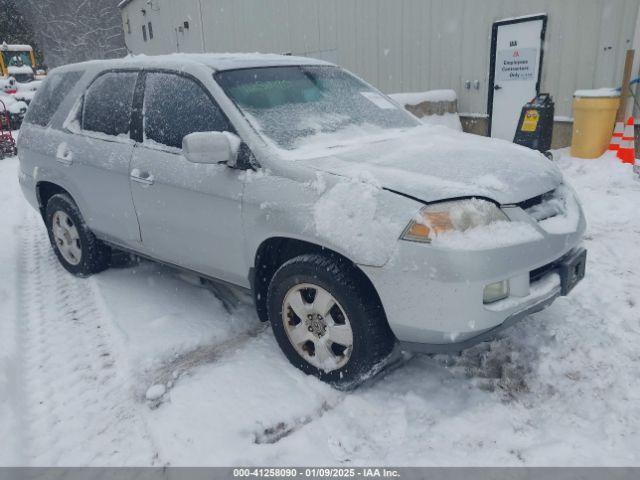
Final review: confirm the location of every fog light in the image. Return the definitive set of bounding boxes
[483,280,509,304]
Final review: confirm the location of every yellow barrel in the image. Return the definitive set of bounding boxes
[571,95,620,159]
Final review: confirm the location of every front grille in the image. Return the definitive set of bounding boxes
[518,188,566,222]
[517,192,546,211]
[530,259,559,283]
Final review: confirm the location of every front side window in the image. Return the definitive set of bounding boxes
[23,70,84,127]
[82,71,137,137]
[215,66,419,152]
[143,72,230,149]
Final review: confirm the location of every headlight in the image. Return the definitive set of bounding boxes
[401,198,508,243]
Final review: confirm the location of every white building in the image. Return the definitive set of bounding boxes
[119,0,640,144]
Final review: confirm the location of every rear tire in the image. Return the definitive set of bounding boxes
[267,253,395,387]
[45,193,111,276]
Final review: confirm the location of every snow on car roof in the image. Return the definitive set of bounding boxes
[52,52,333,74]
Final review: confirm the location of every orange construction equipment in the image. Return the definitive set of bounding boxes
[617,117,636,164]
[608,121,624,151]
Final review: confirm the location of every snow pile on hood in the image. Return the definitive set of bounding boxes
[296,124,562,205]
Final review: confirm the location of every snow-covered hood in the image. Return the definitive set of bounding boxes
[295,125,563,205]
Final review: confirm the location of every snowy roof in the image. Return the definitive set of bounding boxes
[54,52,333,73]
[0,43,33,52]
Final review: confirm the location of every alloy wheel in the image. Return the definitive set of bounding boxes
[51,210,82,266]
[282,283,353,372]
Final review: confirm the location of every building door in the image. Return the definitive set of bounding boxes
[488,15,547,141]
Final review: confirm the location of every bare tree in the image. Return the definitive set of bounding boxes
[1,0,44,63]
[15,0,127,68]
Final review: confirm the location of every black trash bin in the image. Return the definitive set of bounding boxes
[513,93,554,154]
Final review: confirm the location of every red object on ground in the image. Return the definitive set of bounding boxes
[608,121,624,151]
[0,99,17,159]
[617,117,636,164]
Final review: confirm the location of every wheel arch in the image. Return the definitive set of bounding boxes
[36,181,72,218]
[251,236,387,326]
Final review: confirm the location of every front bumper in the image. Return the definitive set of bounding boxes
[360,204,586,350]
[399,248,586,354]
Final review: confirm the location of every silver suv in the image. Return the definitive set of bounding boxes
[17,54,586,386]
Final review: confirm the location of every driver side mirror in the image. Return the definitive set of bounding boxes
[182,131,241,167]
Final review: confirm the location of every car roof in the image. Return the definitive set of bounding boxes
[52,53,334,75]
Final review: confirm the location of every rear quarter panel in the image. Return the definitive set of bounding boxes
[17,124,93,221]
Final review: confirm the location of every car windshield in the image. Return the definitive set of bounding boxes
[215,65,419,151]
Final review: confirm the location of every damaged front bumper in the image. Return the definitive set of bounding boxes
[359,194,587,353]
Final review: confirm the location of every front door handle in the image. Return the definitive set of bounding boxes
[130,168,155,186]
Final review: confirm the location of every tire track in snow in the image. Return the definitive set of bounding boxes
[18,209,160,465]
[253,350,410,445]
[144,322,269,406]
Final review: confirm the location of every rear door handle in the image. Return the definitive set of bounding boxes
[494,84,503,91]
[130,168,155,186]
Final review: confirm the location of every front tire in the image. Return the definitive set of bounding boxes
[267,253,395,386]
[45,193,111,276]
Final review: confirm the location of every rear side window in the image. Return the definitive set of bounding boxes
[23,71,83,127]
[82,71,137,137]
[143,72,230,149]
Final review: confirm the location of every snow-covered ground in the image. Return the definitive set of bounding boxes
[1,146,640,466]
